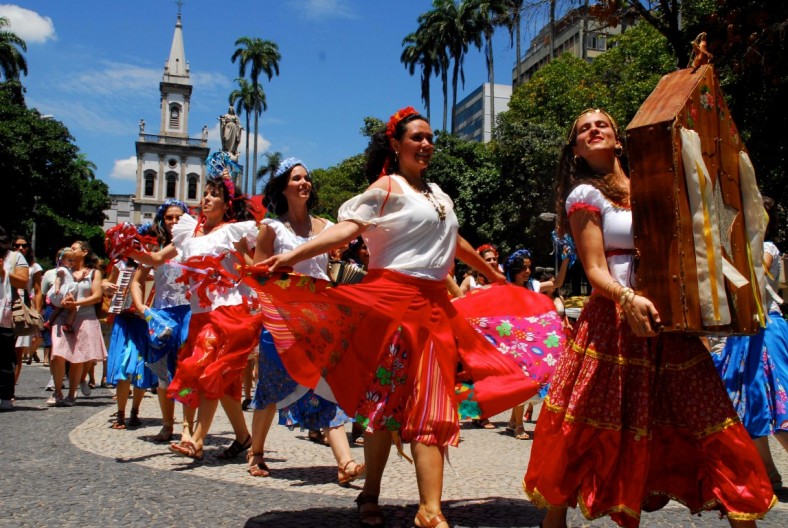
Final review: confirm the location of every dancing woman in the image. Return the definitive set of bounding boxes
[130,199,192,442]
[247,157,364,486]
[131,169,258,460]
[256,107,558,528]
[711,196,788,491]
[523,108,775,527]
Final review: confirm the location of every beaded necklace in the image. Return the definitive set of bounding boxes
[420,186,447,222]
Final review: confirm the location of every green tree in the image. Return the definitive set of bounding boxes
[229,77,266,194]
[401,31,441,121]
[589,22,675,124]
[0,16,27,80]
[311,155,367,221]
[0,81,109,259]
[418,0,477,132]
[231,37,281,184]
[507,53,611,129]
[466,0,509,133]
[255,151,282,195]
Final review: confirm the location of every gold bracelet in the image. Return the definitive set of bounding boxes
[619,287,632,307]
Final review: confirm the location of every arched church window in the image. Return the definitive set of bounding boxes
[187,174,198,200]
[144,171,156,197]
[169,104,181,129]
[166,172,177,198]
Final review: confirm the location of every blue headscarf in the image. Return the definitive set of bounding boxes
[504,248,533,284]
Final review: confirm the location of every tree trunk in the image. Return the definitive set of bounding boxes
[451,59,460,134]
[244,112,251,194]
[487,33,495,137]
[549,0,556,61]
[442,71,449,132]
[516,10,522,85]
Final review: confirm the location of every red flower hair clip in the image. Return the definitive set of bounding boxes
[385,106,419,138]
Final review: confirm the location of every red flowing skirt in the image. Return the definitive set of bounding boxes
[523,295,776,526]
[251,269,554,446]
[167,304,261,408]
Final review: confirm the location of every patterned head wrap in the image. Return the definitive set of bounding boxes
[274,157,308,179]
[155,199,190,224]
[206,151,242,200]
[505,249,533,283]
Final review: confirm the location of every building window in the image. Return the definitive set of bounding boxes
[144,171,156,197]
[587,33,607,51]
[187,174,198,200]
[166,172,177,198]
[169,104,181,129]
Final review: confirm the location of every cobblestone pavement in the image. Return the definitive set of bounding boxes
[2,359,787,527]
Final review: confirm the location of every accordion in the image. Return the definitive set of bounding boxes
[108,268,135,314]
[327,260,367,286]
[626,64,765,335]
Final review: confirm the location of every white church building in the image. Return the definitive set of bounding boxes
[103,13,208,229]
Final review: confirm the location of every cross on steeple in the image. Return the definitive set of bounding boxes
[176,0,184,18]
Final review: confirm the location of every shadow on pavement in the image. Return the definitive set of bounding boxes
[245,496,543,527]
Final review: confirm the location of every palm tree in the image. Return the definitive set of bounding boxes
[231,37,281,184]
[501,0,525,84]
[400,32,447,122]
[418,0,476,133]
[72,152,97,180]
[0,16,27,80]
[255,151,282,195]
[467,0,509,134]
[229,78,266,195]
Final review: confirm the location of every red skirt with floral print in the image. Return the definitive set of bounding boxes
[167,304,261,408]
[250,269,558,447]
[523,294,776,527]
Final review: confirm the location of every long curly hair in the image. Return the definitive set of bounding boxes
[554,108,629,236]
[364,111,429,184]
[262,160,319,216]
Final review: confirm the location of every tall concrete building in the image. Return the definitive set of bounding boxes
[453,83,512,143]
[103,12,208,230]
[512,6,636,87]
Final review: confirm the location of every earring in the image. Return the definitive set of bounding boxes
[572,155,582,166]
[394,151,399,162]
[614,145,623,158]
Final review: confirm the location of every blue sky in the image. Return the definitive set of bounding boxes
[3,1,547,195]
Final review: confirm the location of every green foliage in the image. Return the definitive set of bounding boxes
[589,22,675,124]
[311,154,367,222]
[0,81,109,260]
[507,53,611,129]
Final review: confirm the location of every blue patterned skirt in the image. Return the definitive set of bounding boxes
[711,311,788,437]
[106,315,156,389]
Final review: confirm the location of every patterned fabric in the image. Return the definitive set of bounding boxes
[167,304,260,408]
[106,315,156,389]
[250,269,555,447]
[524,295,776,526]
[252,329,298,409]
[712,312,788,437]
[146,304,190,383]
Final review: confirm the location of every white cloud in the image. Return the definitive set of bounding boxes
[291,0,358,20]
[59,61,160,96]
[110,156,137,181]
[191,71,232,92]
[0,4,56,43]
[33,99,130,136]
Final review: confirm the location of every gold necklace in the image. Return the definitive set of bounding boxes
[420,186,447,222]
[402,176,446,222]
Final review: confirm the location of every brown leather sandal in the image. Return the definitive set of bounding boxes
[415,511,448,528]
[127,408,142,427]
[110,410,126,430]
[247,452,270,477]
[169,440,203,461]
[338,459,366,487]
[217,435,252,460]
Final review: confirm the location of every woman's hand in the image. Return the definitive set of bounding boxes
[62,293,78,311]
[261,251,296,272]
[102,280,118,296]
[487,269,507,284]
[622,294,661,337]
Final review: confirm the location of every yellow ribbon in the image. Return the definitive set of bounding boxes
[696,161,721,322]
